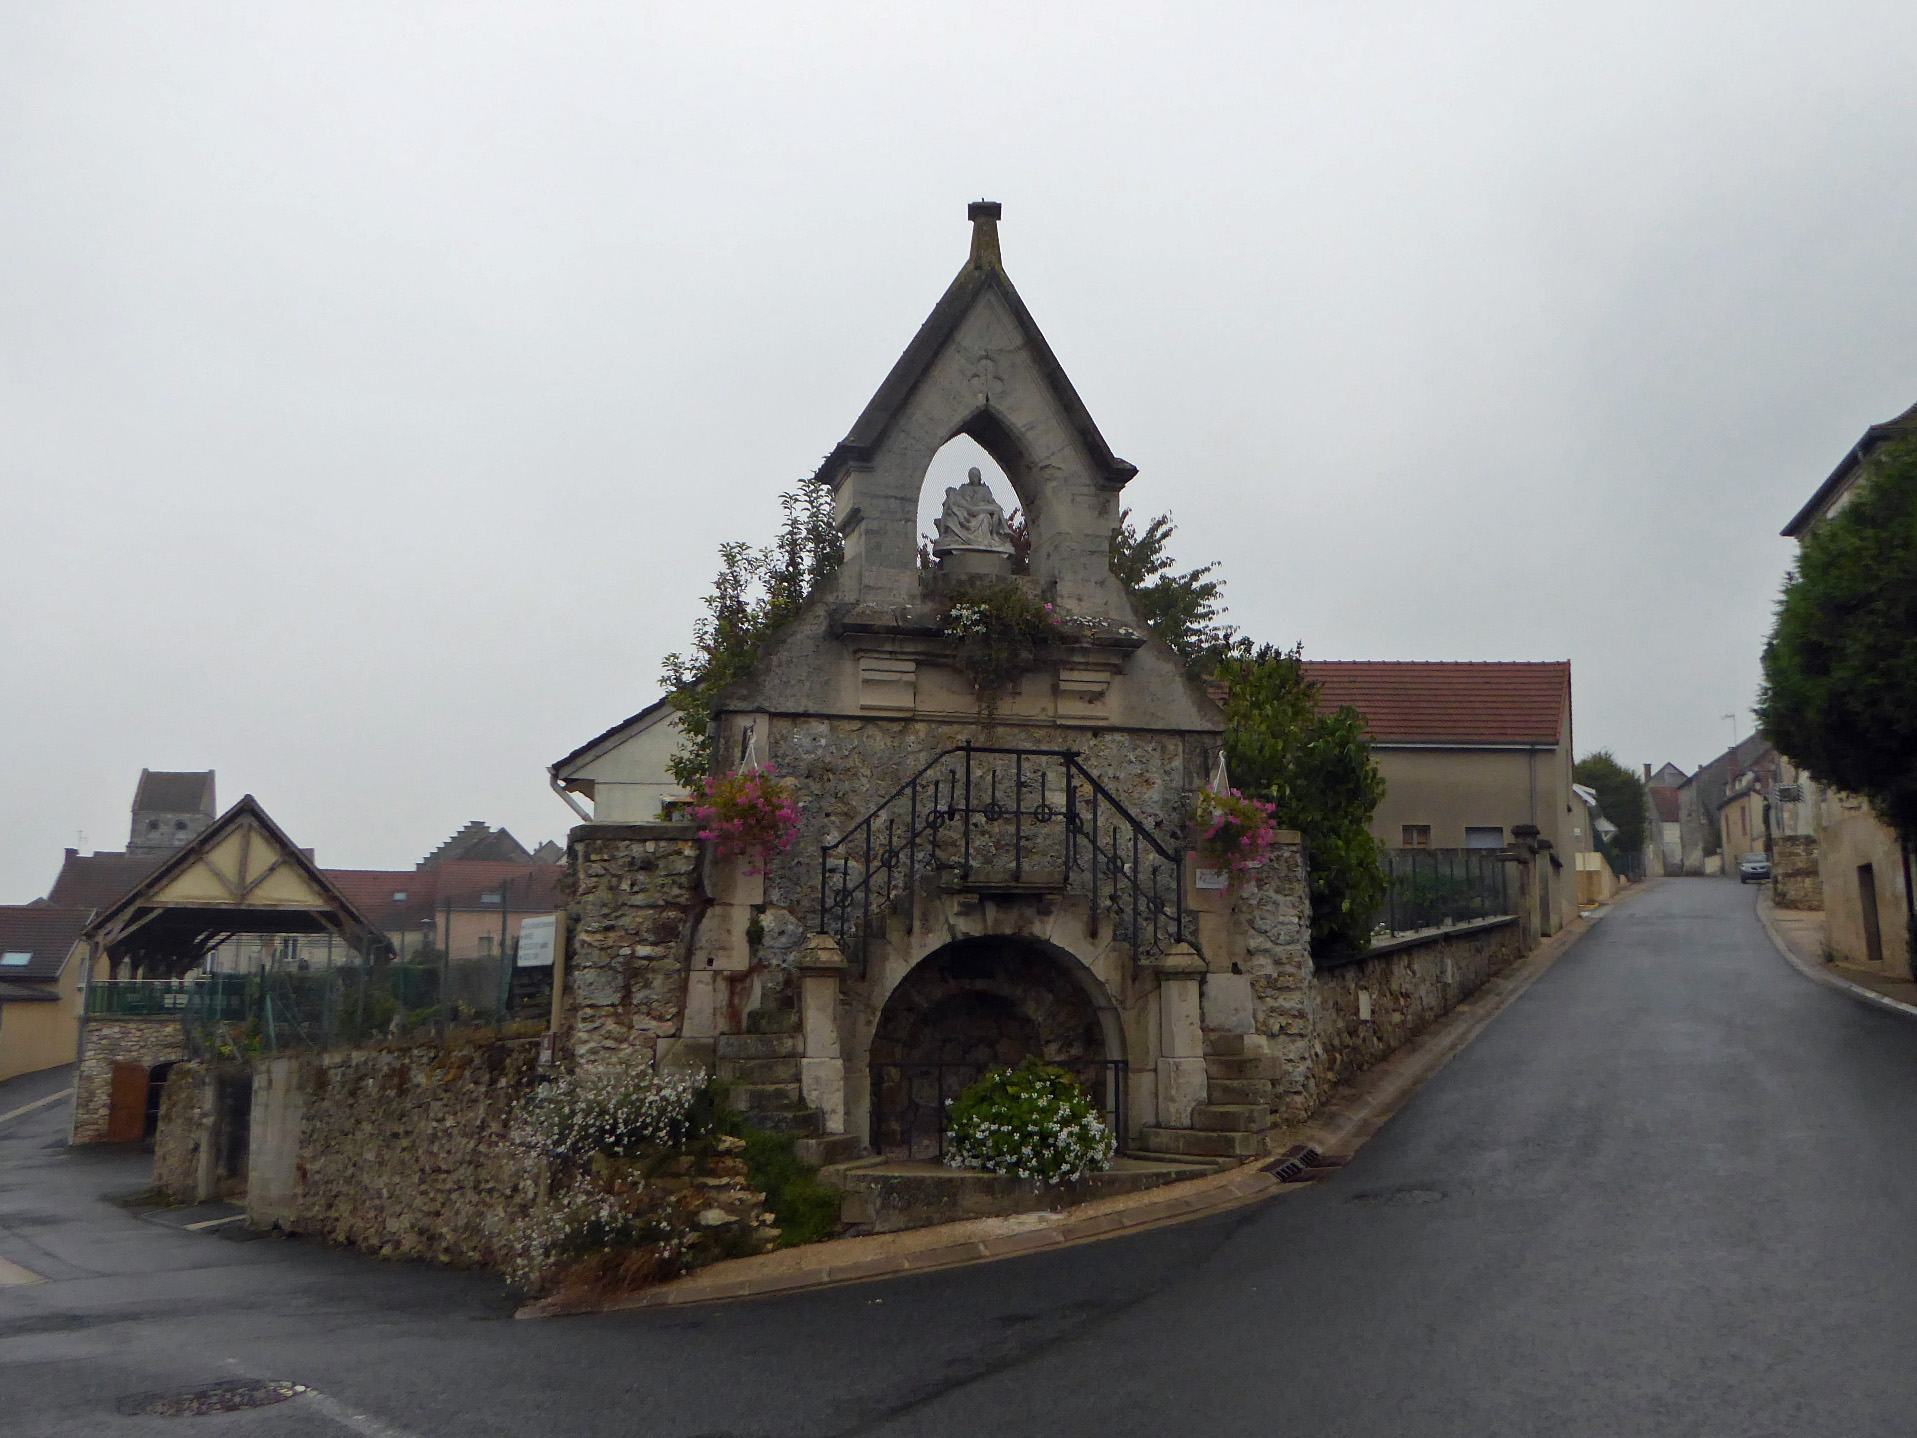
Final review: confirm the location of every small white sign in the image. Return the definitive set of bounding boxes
[1195,868,1232,891]
[516,914,557,967]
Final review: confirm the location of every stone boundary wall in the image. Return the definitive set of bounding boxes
[72,1018,186,1144]
[1308,918,1525,1104]
[244,1039,544,1267]
[566,824,705,1078]
[1772,835,1823,911]
[152,1061,210,1199]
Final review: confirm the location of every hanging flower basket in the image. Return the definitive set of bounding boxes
[692,766,801,874]
[1192,785,1278,880]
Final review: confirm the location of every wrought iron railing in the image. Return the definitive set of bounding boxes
[1375,848,1515,937]
[818,744,1186,968]
[870,1058,1128,1160]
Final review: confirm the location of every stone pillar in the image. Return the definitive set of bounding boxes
[1147,942,1209,1128]
[1510,826,1541,950]
[797,934,847,1135]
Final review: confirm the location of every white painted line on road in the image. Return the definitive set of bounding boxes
[183,1213,250,1231]
[1755,894,1917,1021]
[0,1087,73,1128]
[0,1255,46,1286]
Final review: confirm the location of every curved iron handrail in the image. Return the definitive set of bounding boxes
[818,743,1186,967]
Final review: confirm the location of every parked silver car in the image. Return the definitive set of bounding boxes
[1737,853,1771,883]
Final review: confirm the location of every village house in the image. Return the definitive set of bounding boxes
[1301,660,1578,935]
[1777,400,1917,976]
[549,696,687,823]
[0,906,91,1082]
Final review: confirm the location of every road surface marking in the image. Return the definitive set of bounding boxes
[0,1088,73,1128]
[0,1256,46,1285]
[184,1214,250,1231]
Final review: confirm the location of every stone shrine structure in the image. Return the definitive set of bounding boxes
[561,201,1315,1166]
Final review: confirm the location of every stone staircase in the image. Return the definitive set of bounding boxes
[714,1008,860,1167]
[1136,1031,1274,1160]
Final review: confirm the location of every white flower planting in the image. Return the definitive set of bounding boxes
[516,1067,706,1161]
[942,1060,1117,1185]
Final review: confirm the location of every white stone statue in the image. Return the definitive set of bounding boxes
[933,468,1014,562]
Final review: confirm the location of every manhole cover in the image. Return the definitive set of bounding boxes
[1347,1186,1444,1207]
[117,1380,307,1416]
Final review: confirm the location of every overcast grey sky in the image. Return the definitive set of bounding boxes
[6,2,1916,900]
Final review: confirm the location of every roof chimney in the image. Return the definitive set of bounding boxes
[968,200,1002,270]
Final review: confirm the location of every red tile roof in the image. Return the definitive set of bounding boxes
[323,861,562,933]
[1649,786,1682,823]
[1301,661,1571,747]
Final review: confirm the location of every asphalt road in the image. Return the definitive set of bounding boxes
[8,878,1917,1437]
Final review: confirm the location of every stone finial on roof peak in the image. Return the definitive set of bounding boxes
[967,199,1002,269]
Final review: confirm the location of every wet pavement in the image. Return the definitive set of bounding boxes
[7,878,1917,1436]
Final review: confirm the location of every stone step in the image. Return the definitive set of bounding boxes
[1137,1126,1266,1159]
[1204,1056,1270,1083]
[1205,1078,1273,1107]
[793,1133,863,1167]
[715,1033,804,1061]
[1192,1103,1271,1134]
[716,1056,802,1086]
[1203,1032,1267,1058]
[749,1107,825,1138]
[725,1083,809,1115]
[745,1008,802,1035]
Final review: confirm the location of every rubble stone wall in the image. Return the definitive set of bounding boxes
[152,1061,210,1199]
[1308,918,1524,1103]
[245,1039,544,1267]
[71,1018,186,1144]
[565,824,706,1077]
[1212,838,1315,1124]
[1772,835,1824,911]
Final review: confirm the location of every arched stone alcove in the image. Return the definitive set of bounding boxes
[866,935,1119,1158]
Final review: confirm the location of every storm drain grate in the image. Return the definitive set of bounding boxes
[117,1380,307,1416]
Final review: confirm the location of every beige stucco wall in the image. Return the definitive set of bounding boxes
[569,711,686,822]
[1815,787,1911,979]
[0,943,84,1083]
[1368,741,1577,931]
[1719,789,1767,866]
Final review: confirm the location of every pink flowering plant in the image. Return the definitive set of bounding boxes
[693,766,801,874]
[1192,785,1279,877]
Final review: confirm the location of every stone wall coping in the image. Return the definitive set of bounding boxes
[1321,914,1519,968]
[568,821,703,842]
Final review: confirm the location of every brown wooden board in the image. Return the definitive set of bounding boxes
[106,1062,147,1143]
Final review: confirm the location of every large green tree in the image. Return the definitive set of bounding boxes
[1758,440,1917,843]
[1108,510,1235,672]
[1573,750,1647,857]
[1214,642,1388,960]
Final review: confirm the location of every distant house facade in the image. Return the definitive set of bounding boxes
[1647,780,1683,876]
[1777,401,1915,977]
[549,697,687,823]
[0,907,91,1082]
[1303,660,1577,935]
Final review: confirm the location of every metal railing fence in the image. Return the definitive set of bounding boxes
[1375,847,1514,937]
[86,960,551,1057]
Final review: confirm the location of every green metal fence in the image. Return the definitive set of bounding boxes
[1375,847,1515,937]
[87,960,551,1056]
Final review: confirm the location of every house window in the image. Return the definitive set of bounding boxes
[174,820,186,833]
[147,819,160,833]
[1,952,30,967]
[1402,825,1431,849]
[1465,827,1504,849]
[480,892,501,906]
[392,890,408,903]
[478,935,493,958]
